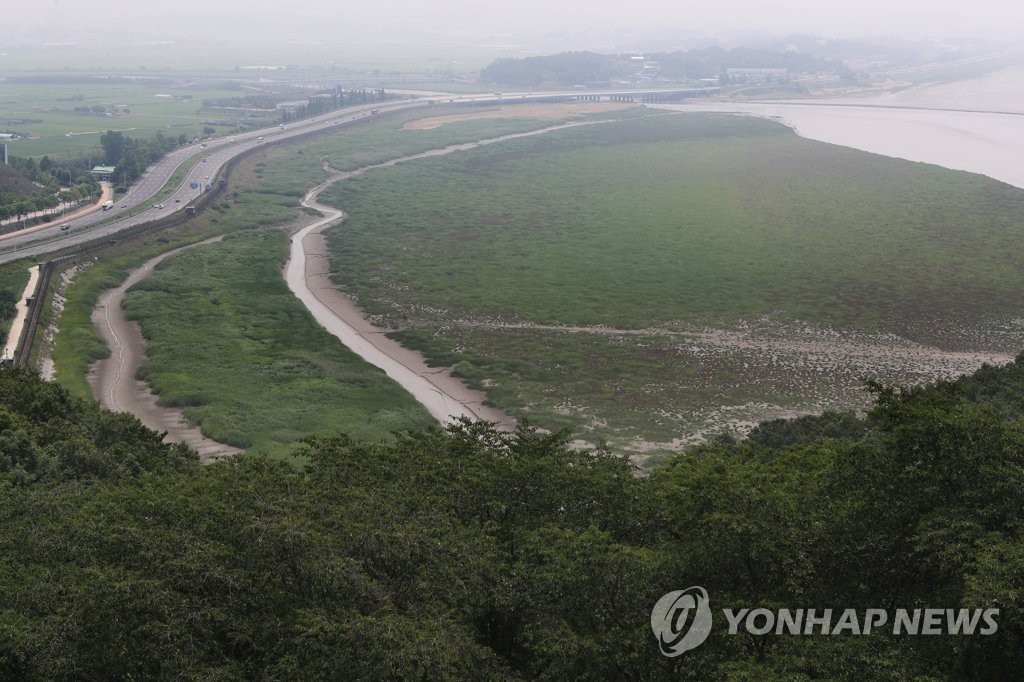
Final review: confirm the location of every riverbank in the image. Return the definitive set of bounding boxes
[286,174,515,428]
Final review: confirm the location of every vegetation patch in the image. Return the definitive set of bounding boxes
[318,112,1024,449]
[122,228,435,454]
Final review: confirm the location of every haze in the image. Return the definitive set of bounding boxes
[7,0,1024,59]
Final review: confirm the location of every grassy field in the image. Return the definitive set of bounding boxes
[321,113,1024,333]
[281,104,632,172]
[315,112,1024,453]
[48,187,433,459]
[122,228,435,454]
[43,105,1024,460]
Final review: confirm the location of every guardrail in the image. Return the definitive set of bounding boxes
[12,261,50,367]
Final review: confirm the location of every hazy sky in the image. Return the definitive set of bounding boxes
[7,0,1024,57]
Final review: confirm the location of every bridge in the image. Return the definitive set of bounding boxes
[456,87,720,107]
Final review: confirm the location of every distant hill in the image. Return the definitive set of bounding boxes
[0,164,38,202]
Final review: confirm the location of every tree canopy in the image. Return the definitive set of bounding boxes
[480,48,844,87]
[1,357,1023,679]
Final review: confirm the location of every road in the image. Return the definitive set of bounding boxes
[0,182,113,234]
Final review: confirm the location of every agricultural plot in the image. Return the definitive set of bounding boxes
[318,113,1024,458]
[0,80,282,159]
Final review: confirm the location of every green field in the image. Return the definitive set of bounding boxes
[0,80,284,159]
[280,104,633,172]
[123,229,435,454]
[45,107,1024,459]
[316,112,1024,452]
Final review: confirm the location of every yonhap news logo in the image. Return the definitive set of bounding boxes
[652,587,999,657]
[650,586,713,657]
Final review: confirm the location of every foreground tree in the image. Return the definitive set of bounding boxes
[0,361,1022,678]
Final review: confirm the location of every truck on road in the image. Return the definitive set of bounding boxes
[102,200,114,211]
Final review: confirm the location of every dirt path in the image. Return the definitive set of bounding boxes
[83,121,615,447]
[2,264,39,362]
[444,317,1013,371]
[89,237,242,461]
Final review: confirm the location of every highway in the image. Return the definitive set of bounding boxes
[0,99,428,264]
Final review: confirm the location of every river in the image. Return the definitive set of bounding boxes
[660,66,1024,190]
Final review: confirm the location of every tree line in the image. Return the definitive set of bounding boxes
[99,129,191,189]
[0,352,1022,679]
[480,48,848,87]
[0,157,100,225]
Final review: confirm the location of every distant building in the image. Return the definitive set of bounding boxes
[88,165,116,179]
[0,144,6,165]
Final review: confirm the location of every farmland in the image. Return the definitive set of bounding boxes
[0,73,368,160]
[317,112,1024,456]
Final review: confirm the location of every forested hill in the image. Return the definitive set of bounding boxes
[0,164,39,201]
[479,48,846,87]
[1,357,1023,679]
